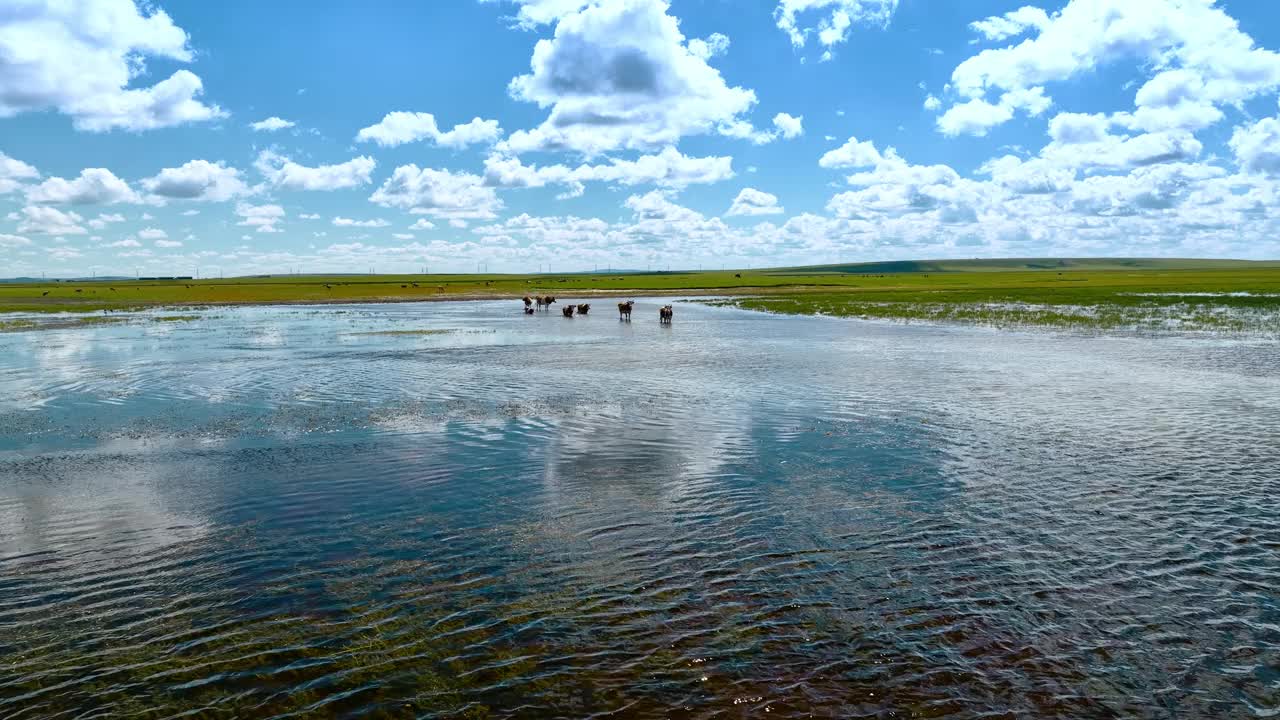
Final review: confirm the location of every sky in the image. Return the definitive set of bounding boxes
[3,0,1280,277]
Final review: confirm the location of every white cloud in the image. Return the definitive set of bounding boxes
[409,218,436,230]
[923,94,941,111]
[727,188,785,216]
[299,213,322,220]
[0,0,226,131]
[333,217,391,227]
[393,233,415,240]
[370,166,503,220]
[483,146,734,194]
[0,152,40,194]
[87,212,127,230]
[107,237,141,248]
[969,6,1050,42]
[819,136,882,168]
[688,32,730,61]
[138,227,167,240]
[1229,116,1280,176]
[774,0,898,50]
[15,206,87,235]
[944,0,1280,135]
[255,151,376,191]
[25,168,140,204]
[0,233,31,248]
[182,209,200,216]
[250,117,296,132]
[356,112,503,148]
[937,87,1050,137]
[236,202,285,233]
[501,0,758,154]
[154,239,183,248]
[773,112,804,139]
[142,160,251,202]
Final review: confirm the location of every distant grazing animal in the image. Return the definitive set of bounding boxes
[75,288,82,293]
[659,305,673,324]
[437,286,445,292]
[401,284,407,288]
[618,300,634,320]
[577,303,590,315]
[734,273,741,278]
[411,282,419,287]
[41,291,49,296]
[562,305,575,317]
[110,287,116,291]
[325,284,332,289]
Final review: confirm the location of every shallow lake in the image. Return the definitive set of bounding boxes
[2,300,1278,718]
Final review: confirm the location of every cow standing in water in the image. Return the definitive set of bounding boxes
[659,305,674,324]
[537,295,556,311]
[562,305,575,317]
[618,300,634,320]
[577,303,590,315]
[523,296,533,309]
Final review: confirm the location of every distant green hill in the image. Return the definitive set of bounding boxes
[766,258,1280,275]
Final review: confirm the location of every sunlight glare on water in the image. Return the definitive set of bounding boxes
[1,300,1278,718]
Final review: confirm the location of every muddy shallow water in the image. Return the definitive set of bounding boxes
[1,300,1278,718]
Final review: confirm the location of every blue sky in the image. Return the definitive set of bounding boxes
[3,0,1280,276]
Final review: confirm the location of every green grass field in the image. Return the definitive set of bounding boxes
[3,258,1279,332]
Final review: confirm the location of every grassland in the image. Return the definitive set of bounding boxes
[2,258,1279,332]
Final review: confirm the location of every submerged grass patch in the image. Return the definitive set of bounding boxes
[344,328,457,336]
[711,293,1280,334]
[0,316,128,332]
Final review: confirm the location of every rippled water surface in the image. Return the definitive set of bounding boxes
[2,300,1278,718]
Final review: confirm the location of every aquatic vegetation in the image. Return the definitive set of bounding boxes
[344,328,458,336]
[710,294,1280,334]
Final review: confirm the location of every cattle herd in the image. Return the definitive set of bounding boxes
[523,296,673,323]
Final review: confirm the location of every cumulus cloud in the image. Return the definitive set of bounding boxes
[154,238,183,248]
[88,212,127,230]
[255,151,376,191]
[16,206,87,235]
[483,146,733,196]
[107,237,141,248]
[727,188,785,216]
[969,6,1050,42]
[501,0,758,154]
[25,168,140,204]
[773,112,804,139]
[142,160,251,201]
[138,227,167,240]
[0,0,225,131]
[819,136,882,168]
[250,117,295,132]
[937,86,1051,137]
[1230,116,1280,175]
[0,233,32,248]
[236,202,285,233]
[333,217,391,227]
[774,0,898,51]
[943,0,1280,135]
[356,112,503,148]
[0,152,40,194]
[370,166,504,220]
[409,218,436,230]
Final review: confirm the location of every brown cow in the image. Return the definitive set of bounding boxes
[618,300,634,320]
[562,305,575,317]
[577,303,590,315]
[537,295,556,310]
[523,296,533,307]
[659,305,673,324]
